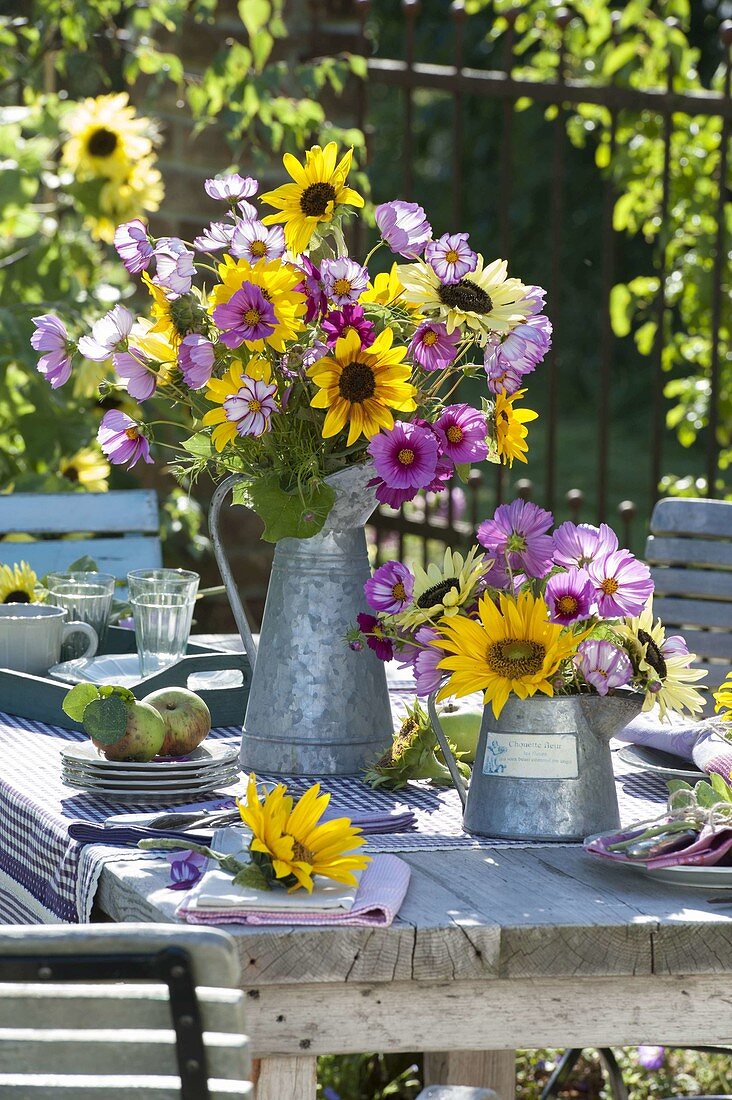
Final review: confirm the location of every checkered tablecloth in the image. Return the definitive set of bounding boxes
[0,702,671,926]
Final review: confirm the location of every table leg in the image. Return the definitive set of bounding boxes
[253,1054,318,1100]
[423,1050,516,1099]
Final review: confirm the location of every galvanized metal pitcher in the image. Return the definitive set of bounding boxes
[428,690,643,841]
[209,464,392,776]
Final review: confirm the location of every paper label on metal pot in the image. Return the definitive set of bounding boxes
[481,731,579,779]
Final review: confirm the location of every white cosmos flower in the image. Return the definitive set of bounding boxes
[77,305,135,361]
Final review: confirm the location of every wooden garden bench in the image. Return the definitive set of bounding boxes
[0,489,163,579]
[0,923,252,1098]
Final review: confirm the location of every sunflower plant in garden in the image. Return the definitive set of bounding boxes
[355,499,707,721]
[31,142,552,541]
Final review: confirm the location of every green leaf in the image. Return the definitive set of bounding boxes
[454,463,471,484]
[709,772,732,803]
[247,475,335,542]
[609,283,633,338]
[232,861,271,890]
[98,684,136,706]
[62,683,100,722]
[603,42,638,77]
[81,695,128,746]
[182,433,213,459]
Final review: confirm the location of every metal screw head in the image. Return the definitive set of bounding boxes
[185,1059,200,1073]
[170,965,185,979]
[37,966,52,980]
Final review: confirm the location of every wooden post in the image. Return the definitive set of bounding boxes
[254,1054,318,1100]
[424,1050,516,1100]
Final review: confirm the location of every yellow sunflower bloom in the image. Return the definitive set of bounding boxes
[238,774,369,894]
[62,93,156,181]
[202,357,272,452]
[142,276,208,349]
[435,590,580,718]
[494,389,537,466]
[89,158,164,243]
[260,142,364,255]
[308,327,416,446]
[0,562,40,605]
[209,256,306,353]
[395,546,488,630]
[60,447,110,492]
[616,601,706,720]
[715,672,732,721]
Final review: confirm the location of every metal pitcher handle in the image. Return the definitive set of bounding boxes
[428,692,469,809]
[208,474,259,669]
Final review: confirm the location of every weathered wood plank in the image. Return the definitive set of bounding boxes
[423,1052,512,1098]
[675,630,732,661]
[0,1076,252,1098]
[0,491,160,535]
[652,597,732,630]
[254,1054,317,1100]
[6,536,163,579]
[650,498,732,540]
[651,567,732,601]
[646,536,732,570]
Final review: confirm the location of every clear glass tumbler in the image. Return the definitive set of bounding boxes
[46,571,115,661]
[127,568,199,601]
[131,591,196,677]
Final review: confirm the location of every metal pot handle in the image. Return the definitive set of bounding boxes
[208,474,259,669]
[427,692,469,809]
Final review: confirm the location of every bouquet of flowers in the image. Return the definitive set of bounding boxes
[31,142,552,541]
[355,498,707,721]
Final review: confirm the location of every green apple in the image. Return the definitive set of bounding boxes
[437,699,483,764]
[143,687,212,757]
[100,701,166,762]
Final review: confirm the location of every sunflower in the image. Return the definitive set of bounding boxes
[202,357,273,452]
[260,143,364,255]
[62,93,156,181]
[143,275,209,349]
[397,255,532,342]
[616,601,706,720]
[714,673,732,721]
[435,589,581,717]
[359,263,407,308]
[493,389,537,466]
[308,327,416,446]
[60,447,110,492]
[0,562,40,605]
[395,546,488,630]
[89,159,164,243]
[209,256,306,353]
[238,774,369,893]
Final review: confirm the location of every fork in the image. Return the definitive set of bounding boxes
[148,808,241,830]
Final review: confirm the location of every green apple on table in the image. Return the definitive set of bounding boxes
[435,698,483,764]
[143,687,212,757]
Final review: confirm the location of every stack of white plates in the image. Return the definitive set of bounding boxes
[61,741,241,802]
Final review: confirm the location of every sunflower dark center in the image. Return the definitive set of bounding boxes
[487,638,545,679]
[338,360,376,403]
[416,577,459,609]
[438,278,492,314]
[638,628,667,678]
[87,128,118,157]
[63,466,80,483]
[3,591,30,604]
[291,839,316,864]
[300,181,337,217]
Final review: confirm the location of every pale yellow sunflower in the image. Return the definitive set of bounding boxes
[493,389,537,466]
[202,357,273,452]
[0,562,40,604]
[395,545,489,630]
[260,143,364,254]
[209,256,306,353]
[60,447,110,492]
[616,601,706,720]
[62,93,157,181]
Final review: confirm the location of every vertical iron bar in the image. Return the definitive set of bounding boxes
[706,22,732,498]
[353,0,371,257]
[496,7,518,509]
[447,1,466,538]
[403,0,419,199]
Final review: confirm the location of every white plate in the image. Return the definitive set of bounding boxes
[62,768,239,792]
[636,864,732,890]
[61,741,239,772]
[616,743,703,782]
[62,763,239,785]
[61,779,243,804]
[49,653,243,690]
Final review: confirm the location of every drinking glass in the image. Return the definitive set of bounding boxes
[131,591,196,677]
[46,571,115,661]
[127,568,199,601]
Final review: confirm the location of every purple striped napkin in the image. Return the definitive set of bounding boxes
[616,710,732,777]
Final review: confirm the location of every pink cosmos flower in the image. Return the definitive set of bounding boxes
[97,409,152,469]
[477,499,555,579]
[425,232,477,285]
[113,349,157,401]
[368,421,439,491]
[364,561,414,614]
[544,569,594,625]
[31,314,73,388]
[553,521,619,569]
[321,304,375,349]
[369,479,418,509]
[408,321,461,372]
[433,405,488,464]
[356,612,394,662]
[193,221,235,251]
[153,237,196,296]
[114,219,153,274]
[179,334,215,389]
[296,257,327,322]
[575,640,633,696]
[484,313,552,395]
[230,220,285,264]
[374,200,432,258]
[77,305,135,361]
[321,257,369,306]
[213,282,277,348]
[587,550,654,618]
[204,174,258,202]
[223,376,278,437]
[413,626,447,696]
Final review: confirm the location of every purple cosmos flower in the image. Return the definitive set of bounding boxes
[637,1047,665,1071]
[321,304,375,349]
[575,640,633,696]
[433,405,489,465]
[364,561,414,614]
[302,340,330,369]
[587,550,654,618]
[179,334,215,389]
[321,257,369,306]
[113,349,156,401]
[484,314,553,395]
[97,409,152,469]
[77,304,135,362]
[230,220,285,264]
[368,421,440,491]
[296,257,327,322]
[223,376,278,437]
[356,612,394,662]
[408,320,461,372]
[425,232,478,285]
[232,199,258,222]
[113,219,153,274]
[663,634,689,658]
[213,283,277,348]
[193,221,235,252]
[477,500,555,579]
[153,237,196,296]
[413,626,446,696]
[524,284,547,315]
[370,478,418,509]
[31,314,73,388]
[545,569,594,625]
[374,200,432,258]
[167,849,207,891]
[204,174,258,202]
[553,521,619,570]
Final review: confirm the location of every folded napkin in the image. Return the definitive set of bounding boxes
[67,821,214,848]
[615,708,732,776]
[585,822,732,869]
